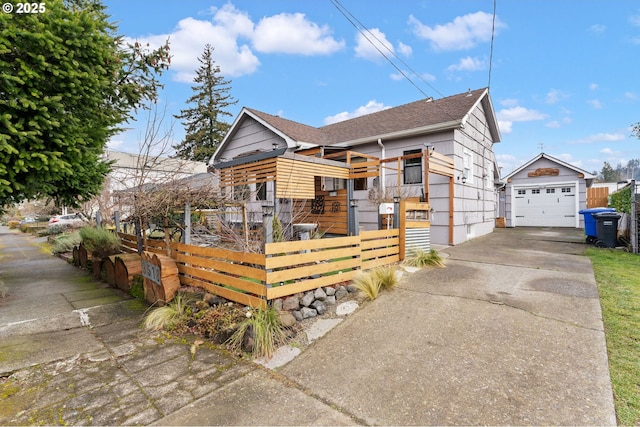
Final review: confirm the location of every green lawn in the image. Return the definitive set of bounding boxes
[586,248,640,426]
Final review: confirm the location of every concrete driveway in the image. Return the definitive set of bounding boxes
[273,227,616,425]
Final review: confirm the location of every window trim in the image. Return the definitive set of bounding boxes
[403,149,422,184]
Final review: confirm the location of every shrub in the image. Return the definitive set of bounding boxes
[79,226,121,258]
[143,292,195,330]
[226,305,289,358]
[353,271,381,300]
[7,220,19,229]
[370,265,400,290]
[405,248,445,268]
[51,231,81,254]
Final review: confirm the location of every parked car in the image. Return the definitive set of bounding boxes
[19,217,36,224]
[48,213,86,228]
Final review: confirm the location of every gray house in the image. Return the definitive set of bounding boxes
[209,87,501,246]
[501,153,595,228]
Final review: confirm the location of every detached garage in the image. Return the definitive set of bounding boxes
[501,153,595,228]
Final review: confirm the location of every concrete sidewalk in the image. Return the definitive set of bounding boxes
[0,226,616,425]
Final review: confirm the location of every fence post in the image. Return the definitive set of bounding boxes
[393,196,400,229]
[96,211,102,227]
[262,203,274,249]
[183,203,191,245]
[114,211,120,233]
[349,199,359,236]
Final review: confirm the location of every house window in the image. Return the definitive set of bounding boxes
[463,149,474,184]
[562,187,572,193]
[517,189,526,195]
[403,149,422,184]
[256,183,267,201]
[233,184,249,201]
[354,178,367,191]
[531,189,540,194]
[546,188,555,194]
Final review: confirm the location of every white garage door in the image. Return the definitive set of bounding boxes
[514,185,576,227]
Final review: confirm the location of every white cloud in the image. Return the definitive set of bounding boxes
[397,42,413,57]
[587,99,603,109]
[107,138,125,150]
[447,56,486,72]
[589,83,599,91]
[324,100,391,125]
[123,4,345,82]
[587,24,606,33]
[600,147,622,156]
[496,106,547,134]
[629,14,640,27]
[499,98,519,107]
[546,121,561,128]
[571,132,626,144]
[408,11,505,51]
[253,12,344,55]
[354,28,394,61]
[545,89,569,104]
[624,91,638,100]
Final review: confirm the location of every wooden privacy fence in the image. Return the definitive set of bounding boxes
[114,228,399,308]
[587,187,609,208]
[118,232,169,255]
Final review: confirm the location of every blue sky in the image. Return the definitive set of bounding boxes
[104,0,640,176]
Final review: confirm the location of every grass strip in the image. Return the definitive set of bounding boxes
[586,248,640,426]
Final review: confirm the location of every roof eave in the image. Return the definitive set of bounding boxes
[331,120,463,147]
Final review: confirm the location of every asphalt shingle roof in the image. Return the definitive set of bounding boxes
[245,88,487,146]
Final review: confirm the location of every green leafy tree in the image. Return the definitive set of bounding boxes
[600,161,621,182]
[0,0,170,209]
[173,44,237,162]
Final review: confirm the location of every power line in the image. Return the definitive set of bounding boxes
[329,0,445,99]
[488,0,497,90]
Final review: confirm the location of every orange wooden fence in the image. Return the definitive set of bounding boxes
[587,187,609,208]
[116,228,400,308]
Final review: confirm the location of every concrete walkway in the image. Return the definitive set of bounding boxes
[0,226,616,425]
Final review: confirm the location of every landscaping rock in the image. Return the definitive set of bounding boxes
[282,295,300,311]
[279,312,297,328]
[335,286,348,300]
[310,300,327,315]
[324,286,336,296]
[346,284,359,293]
[292,310,303,321]
[300,307,317,319]
[336,300,359,316]
[325,295,336,305]
[272,298,283,312]
[313,287,327,301]
[300,291,315,307]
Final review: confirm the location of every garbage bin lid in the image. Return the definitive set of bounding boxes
[593,212,621,219]
[579,207,616,214]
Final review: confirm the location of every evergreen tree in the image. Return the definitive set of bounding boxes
[174,44,237,162]
[600,161,621,182]
[0,0,170,209]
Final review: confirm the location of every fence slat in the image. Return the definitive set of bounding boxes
[266,270,359,300]
[266,257,360,284]
[265,246,360,269]
[175,253,265,282]
[180,276,266,309]
[177,264,267,297]
[265,235,359,254]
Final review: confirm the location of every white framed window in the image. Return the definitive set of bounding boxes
[546,188,555,194]
[562,187,572,193]
[531,188,541,194]
[517,189,526,195]
[463,149,474,184]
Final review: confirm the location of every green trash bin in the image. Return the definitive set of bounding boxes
[593,212,621,248]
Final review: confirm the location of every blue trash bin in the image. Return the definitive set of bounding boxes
[579,207,616,244]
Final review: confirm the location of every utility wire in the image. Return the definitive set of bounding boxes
[329,0,458,122]
[488,0,497,90]
[329,0,432,99]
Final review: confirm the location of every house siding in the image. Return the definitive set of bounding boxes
[220,117,287,161]
[505,157,588,228]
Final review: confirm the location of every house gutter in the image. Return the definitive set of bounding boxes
[332,120,462,148]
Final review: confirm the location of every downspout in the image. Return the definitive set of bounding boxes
[378,139,385,195]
